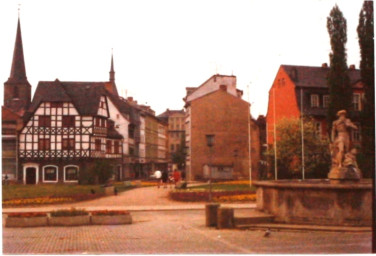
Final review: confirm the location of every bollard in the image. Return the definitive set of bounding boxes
[205,203,220,227]
[217,207,234,229]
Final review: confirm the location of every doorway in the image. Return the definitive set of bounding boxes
[26,167,37,184]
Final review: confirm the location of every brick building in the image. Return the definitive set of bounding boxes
[158,109,185,160]
[266,64,364,147]
[184,74,260,181]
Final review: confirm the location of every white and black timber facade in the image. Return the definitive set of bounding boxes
[18,81,125,184]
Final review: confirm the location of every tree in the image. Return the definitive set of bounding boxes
[171,134,186,170]
[357,1,374,178]
[326,5,352,133]
[266,118,330,179]
[90,159,113,184]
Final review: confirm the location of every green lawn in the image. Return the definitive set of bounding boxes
[186,183,256,192]
[2,184,106,201]
[2,182,138,202]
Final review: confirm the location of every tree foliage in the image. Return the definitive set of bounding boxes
[266,118,330,179]
[171,134,186,169]
[357,0,374,176]
[326,5,352,132]
[90,159,114,184]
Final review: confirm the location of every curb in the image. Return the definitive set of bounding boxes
[237,223,372,232]
[2,204,256,214]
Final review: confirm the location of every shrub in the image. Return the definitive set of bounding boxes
[50,208,88,217]
[91,210,129,216]
[8,212,47,218]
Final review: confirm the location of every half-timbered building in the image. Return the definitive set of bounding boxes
[19,80,125,184]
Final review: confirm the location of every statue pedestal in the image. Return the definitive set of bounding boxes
[328,166,361,184]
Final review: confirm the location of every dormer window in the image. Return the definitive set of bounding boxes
[310,94,319,108]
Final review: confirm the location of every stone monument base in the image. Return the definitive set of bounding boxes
[328,166,361,184]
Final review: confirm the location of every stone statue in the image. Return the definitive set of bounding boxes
[328,110,361,181]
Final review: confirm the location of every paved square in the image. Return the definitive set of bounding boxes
[3,210,372,254]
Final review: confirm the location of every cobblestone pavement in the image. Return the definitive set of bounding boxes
[3,210,372,254]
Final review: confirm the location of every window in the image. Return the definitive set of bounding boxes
[62,138,75,150]
[101,119,107,128]
[171,144,175,152]
[43,166,58,182]
[51,102,63,108]
[323,95,330,108]
[95,139,101,151]
[352,124,361,142]
[129,146,135,156]
[64,166,78,182]
[95,117,100,127]
[310,94,319,108]
[106,140,112,154]
[62,116,75,127]
[114,141,120,154]
[353,93,361,111]
[129,124,135,139]
[39,116,51,127]
[14,86,19,98]
[38,138,50,150]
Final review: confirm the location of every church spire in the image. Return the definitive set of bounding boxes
[4,15,31,114]
[8,17,27,83]
[105,49,118,96]
[109,49,115,83]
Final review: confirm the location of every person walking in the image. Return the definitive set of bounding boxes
[154,170,162,188]
[161,170,168,188]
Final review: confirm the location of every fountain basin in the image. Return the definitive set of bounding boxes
[253,179,372,226]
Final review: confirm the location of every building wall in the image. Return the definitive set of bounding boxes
[189,88,251,180]
[266,67,300,145]
[187,75,238,102]
[144,115,159,173]
[168,112,185,155]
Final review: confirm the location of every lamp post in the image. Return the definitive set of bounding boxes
[206,134,215,202]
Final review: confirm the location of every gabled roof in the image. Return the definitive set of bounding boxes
[157,109,185,118]
[282,65,362,88]
[28,80,110,116]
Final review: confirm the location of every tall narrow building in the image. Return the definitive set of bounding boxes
[3,17,31,115]
[2,17,31,180]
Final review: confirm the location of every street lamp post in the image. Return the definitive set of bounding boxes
[206,134,215,202]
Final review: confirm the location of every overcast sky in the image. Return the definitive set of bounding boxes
[0,0,365,117]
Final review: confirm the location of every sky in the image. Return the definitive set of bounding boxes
[0,0,365,117]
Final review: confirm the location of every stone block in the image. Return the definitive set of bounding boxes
[205,203,220,227]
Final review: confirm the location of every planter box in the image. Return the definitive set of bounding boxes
[104,186,114,195]
[5,216,48,228]
[91,214,132,225]
[49,215,90,226]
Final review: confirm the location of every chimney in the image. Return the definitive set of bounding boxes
[127,97,133,102]
[322,63,328,68]
[349,64,355,70]
[220,84,227,91]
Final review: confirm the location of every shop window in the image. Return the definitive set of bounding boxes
[43,166,58,182]
[64,166,79,182]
